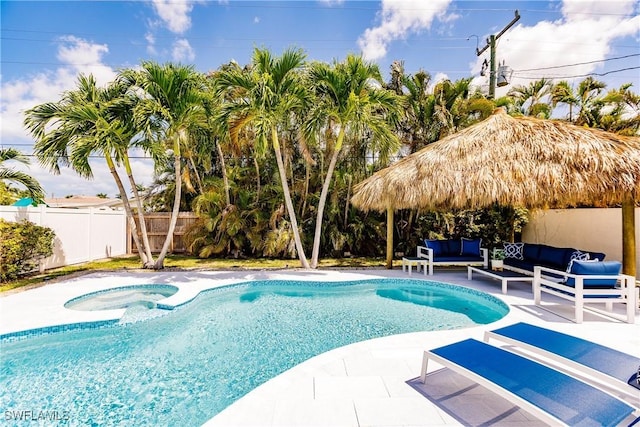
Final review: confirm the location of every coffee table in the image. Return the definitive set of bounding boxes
[467,266,533,294]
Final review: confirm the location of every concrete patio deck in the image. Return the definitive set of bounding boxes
[1,267,638,426]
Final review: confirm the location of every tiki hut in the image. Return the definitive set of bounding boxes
[351,108,640,275]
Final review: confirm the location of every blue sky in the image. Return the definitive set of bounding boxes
[1,0,639,199]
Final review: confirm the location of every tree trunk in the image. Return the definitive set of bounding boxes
[310,143,341,268]
[155,135,184,269]
[272,128,309,268]
[622,195,636,277]
[386,205,394,269]
[105,154,149,267]
[253,155,261,204]
[343,174,352,229]
[123,154,155,268]
[216,141,231,206]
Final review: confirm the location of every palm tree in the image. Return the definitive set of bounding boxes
[0,148,44,202]
[400,68,432,152]
[574,77,607,127]
[551,80,579,122]
[508,78,552,117]
[305,54,400,267]
[125,62,208,269]
[597,83,640,136]
[23,74,156,267]
[215,47,311,268]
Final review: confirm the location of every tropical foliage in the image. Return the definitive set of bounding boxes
[0,148,44,203]
[22,47,640,269]
[0,219,55,282]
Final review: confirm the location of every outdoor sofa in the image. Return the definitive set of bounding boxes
[501,242,606,278]
[417,238,488,275]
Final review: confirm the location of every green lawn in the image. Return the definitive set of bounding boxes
[0,255,391,293]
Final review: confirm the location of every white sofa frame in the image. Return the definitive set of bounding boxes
[533,265,639,324]
[417,246,488,275]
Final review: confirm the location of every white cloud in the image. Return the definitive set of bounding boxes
[0,37,149,198]
[150,0,196,34]
[254,16,260,24]
[56,36,116,85]
[471,0,640,97]
[145,32,158,55]
[358,0,456,60]
[172,39,196,62]
[318,0,345,5]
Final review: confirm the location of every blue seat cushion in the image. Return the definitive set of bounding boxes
[424,239,443,256]
[503,258,535,272]
[566,260,621,288]
[461,238,482,257]
[433,255,484,263]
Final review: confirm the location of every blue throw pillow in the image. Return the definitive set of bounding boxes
[566,260,621,287]
[461,238,481,257]
[566,250,590,273]
[424,239,443,256]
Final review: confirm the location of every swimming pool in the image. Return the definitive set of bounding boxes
[0,278,508,426]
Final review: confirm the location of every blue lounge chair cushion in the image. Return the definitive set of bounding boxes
[461,238,481,257]
[429,339,635,426]
[566,260,621,287]
[489,323,640,389]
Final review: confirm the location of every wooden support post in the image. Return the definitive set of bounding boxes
[386,205,394,269]
[622,196,636,278]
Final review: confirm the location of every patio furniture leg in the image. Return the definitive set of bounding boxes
[533,269,541,305]
[575,298,584,323]
[420,351,429,383]
[501,278,507,294]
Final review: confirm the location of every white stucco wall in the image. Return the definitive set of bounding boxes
[522,207,640,278]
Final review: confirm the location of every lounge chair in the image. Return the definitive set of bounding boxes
[420,338,639,426]
[484,322,640,401]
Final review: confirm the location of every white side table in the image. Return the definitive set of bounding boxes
[402,257,428,276]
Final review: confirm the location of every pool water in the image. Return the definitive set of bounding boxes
[0,279,508,426]
[65,285,179,311]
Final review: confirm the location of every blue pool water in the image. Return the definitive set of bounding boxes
[65,284,179,311]
[0,279,508,426]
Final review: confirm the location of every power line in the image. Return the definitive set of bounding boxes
[515,54,640,72]
[513,66,640,80]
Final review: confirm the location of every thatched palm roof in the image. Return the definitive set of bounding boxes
[352,108,640,212]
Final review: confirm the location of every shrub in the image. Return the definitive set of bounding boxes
[0,219,55,282]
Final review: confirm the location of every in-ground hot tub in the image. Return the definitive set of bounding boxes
[64,284,178,311]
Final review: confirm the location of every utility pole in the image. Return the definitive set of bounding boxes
[476,10,520,98]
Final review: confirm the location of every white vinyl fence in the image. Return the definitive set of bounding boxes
[1,205,638,276]
[0,205,127,270]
